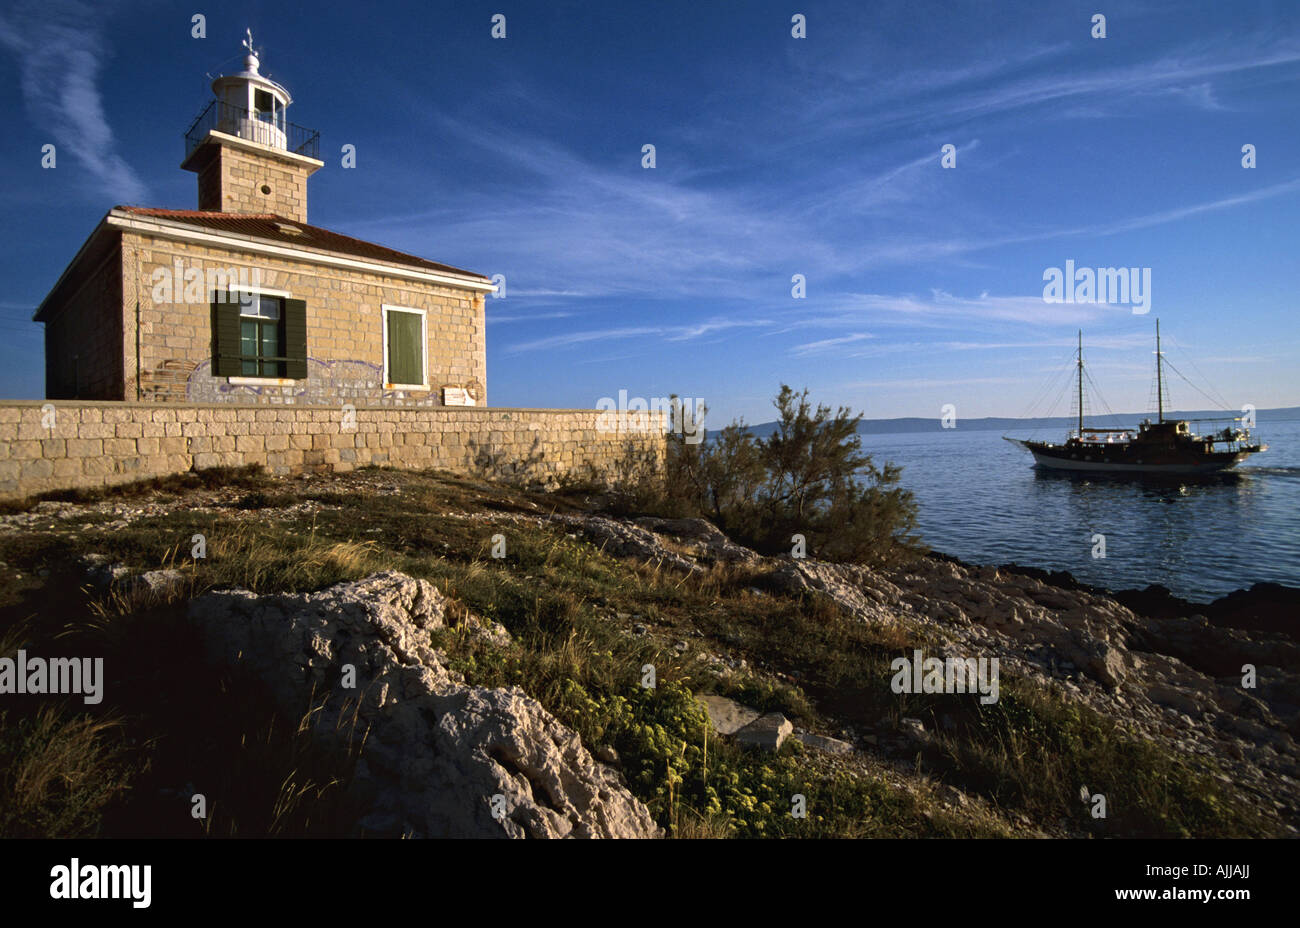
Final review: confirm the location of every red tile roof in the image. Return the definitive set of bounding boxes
[115,207,489,281]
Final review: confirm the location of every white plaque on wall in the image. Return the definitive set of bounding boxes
[442,386,477,406]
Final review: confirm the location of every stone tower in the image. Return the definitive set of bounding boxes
[181,30,323,223]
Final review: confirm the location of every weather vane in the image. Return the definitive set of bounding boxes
[243,28,256,57]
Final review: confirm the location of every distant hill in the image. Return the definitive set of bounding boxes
[741,407,1300,438]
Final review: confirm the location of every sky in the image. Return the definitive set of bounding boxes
[0,0,1296,425]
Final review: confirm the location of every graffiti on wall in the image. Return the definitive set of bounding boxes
[184,357,444,406]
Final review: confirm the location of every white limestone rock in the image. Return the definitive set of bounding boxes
[188,570,660,839]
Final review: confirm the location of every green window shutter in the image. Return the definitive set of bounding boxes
[283,298,307,379]
[211,296,242,377]
[387,310,423,385]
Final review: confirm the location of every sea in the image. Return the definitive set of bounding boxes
[856,416,1300,602]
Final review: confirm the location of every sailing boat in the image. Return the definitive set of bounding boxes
[1006,320,1266,474]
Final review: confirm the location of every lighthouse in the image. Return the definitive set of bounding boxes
[181,30,323,223]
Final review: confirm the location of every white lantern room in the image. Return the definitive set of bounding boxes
[210,30,293,151]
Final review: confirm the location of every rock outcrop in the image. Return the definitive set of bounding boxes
[187,571,660,838]
[630,516,759,566]
[554,514,704,575]
[767,556,1300,824]
[553,512,761,576]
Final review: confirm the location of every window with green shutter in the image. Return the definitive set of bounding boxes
[211,292,307,380]
[385,308,426,387]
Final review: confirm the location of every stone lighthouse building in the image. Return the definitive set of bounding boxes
[35,31,492,407]
[1,31,661,503]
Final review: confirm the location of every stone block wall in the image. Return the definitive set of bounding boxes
[0,401,666,502]
[193,137,314,223]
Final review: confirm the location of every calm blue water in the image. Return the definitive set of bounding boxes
[861,417,1300,602]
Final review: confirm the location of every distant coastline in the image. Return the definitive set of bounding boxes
[744,406,1300,437]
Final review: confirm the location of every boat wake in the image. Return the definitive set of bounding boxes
[1236,465,1300,478]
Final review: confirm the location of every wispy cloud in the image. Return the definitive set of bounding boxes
[486,310,578,324]
[0,0,147,203]
[785,289,1113,329]
[770,296,1172,357]
[816,36,1300,136]
[504,318,772,354]
[1148,81,1224,111]
[347,117,814,302]
[1083,178,1300,236]
[842,376,1022,389]
[790,333,876,355]
[809,176,1300,276]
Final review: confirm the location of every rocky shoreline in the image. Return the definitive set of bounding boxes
[546,511,1300,830]
[984,557,1300,642]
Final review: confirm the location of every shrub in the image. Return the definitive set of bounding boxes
[605,385,921,564]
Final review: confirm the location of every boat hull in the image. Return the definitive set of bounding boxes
[1014,440,1254,474]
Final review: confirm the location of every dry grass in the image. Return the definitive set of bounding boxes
[207,522,382,594]
[75,524,384,626]
[0,706,132,837]
[0,618,131,837]
[670,807,736,839]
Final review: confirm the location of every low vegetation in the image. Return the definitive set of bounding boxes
[0,457,1274,837]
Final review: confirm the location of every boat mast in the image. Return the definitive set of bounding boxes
[1155,318,1163,423]
[1077,329,1084,439]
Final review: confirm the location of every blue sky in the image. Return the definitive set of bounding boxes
[0,0,1297,423]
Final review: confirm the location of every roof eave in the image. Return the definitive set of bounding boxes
[107,209,496,293]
